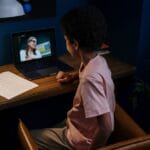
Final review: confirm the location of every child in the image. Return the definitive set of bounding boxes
[31,6,115,150]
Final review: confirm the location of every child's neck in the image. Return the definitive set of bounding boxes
[79,50,97,66]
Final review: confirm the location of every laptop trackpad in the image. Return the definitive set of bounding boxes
[37,67,59,76]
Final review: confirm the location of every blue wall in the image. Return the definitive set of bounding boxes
[109,0,143,65]
[0,0,87,65]
[137,0,150,83]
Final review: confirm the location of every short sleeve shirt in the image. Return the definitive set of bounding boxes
[66,55,115,150]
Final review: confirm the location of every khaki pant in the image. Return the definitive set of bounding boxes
[31,126,73,150]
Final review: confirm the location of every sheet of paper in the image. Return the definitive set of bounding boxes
[0,71,38,99]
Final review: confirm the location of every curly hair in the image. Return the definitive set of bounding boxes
[60,6,107,52]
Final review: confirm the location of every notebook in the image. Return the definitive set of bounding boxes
[11,28,73,80]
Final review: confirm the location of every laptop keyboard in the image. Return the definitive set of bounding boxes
[37,67,59,76]
[20,63,52,72]
[18,60,73,80]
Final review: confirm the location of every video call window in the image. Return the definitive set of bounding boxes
[18,33,52,62]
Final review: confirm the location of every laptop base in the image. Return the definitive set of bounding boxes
[16,60,74,80]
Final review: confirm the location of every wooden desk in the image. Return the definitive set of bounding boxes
[0,54,136,111]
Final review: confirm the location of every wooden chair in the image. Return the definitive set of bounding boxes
[18,103,150,150]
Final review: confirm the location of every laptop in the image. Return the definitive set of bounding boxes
[11,28,73,80]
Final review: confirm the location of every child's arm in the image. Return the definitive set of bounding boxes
[90,112,113,150]
[56,70,79,83]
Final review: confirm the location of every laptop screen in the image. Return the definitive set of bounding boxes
[12,28,56,64]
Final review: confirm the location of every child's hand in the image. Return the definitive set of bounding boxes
[56,71,73,83]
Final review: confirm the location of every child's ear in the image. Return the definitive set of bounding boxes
[73,39,79,51]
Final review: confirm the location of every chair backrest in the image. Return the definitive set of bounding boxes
[99,134,150,150]
[107,103,146,145]
[18,119,38,150]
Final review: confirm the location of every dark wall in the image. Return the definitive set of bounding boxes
[111,0,143,65]
[137,0,150,83]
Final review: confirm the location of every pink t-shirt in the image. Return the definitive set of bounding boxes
[66,55,115,149]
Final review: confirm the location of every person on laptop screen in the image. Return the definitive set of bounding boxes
[20,36,42,62]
